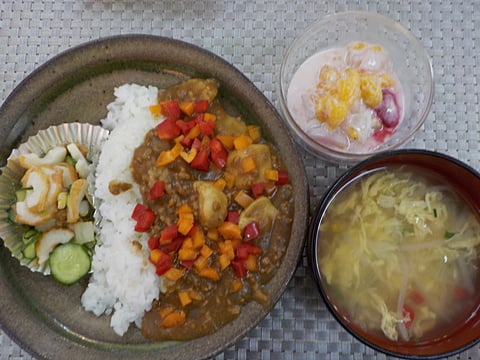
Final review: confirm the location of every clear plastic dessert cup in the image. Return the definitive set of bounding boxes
[279,11,434,163]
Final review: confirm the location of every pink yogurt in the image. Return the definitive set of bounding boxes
[287,42,404,153]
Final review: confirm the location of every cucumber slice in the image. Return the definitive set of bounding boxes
[49,243,91,285]
[15,189,27,202]
[22,241,36,259]
[22,229,41,244]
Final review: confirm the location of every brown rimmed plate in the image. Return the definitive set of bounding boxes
[0,35,309,360]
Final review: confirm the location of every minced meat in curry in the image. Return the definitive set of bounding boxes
[129,78,294,341]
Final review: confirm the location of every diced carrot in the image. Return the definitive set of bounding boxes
[156,142,183,167]
[264,168,279,182]
[178,247,198,261]
[182,237,193,249]
[198,267,220,281]
[200,244,213,258]
[157,306,174,318]
[161,311,186,328]
[149,104,163,115]
[193,255,209,271]
[223,172,236,189]
[175,205,195,235]
[218,240,235,260]
[241,156,256,173]
[180,148,198,163]
[191,227,205,248]
[216,135,235,150]
[203,112,217,122]
[207,228,219,241]
[233,134,253,151]
[177,213,194,236]
[213,177,227,190]
[149,249,165,264]
[188,290,202,301]
[230,238,242,250]
[218,253,231,271]
[178,290,192,307]
[177,204,193,214]
[247,125,261,142]
[179,101,195,116]
[234,191,254,208]
[231,279,243,292]
[186,124,201,139]
[164,267,184,282]
[217,221,242,240]
[244,254,259,272]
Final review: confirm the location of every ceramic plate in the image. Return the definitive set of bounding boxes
[0,35,309,360]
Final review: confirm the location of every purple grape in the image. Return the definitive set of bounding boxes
[375,89,400,128]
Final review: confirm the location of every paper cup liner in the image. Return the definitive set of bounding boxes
[0,123,109,274]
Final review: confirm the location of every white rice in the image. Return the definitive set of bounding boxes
[81,84,164,336]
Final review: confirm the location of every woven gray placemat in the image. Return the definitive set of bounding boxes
[1,0,479,359]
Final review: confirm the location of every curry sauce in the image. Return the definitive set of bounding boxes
[129,79,294,341]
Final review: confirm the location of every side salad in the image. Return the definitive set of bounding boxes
[9,142,95,284]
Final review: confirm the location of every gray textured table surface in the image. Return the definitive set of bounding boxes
[0,0,479,359]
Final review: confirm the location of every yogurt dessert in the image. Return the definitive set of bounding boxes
[287,42,404,153]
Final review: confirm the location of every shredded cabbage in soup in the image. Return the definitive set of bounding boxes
[318,168,480,342]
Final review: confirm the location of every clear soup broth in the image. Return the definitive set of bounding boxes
[317,166,480,344]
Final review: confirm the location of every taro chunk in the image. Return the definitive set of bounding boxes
[194,181,228,229]
[238,196,279,233]
[226,144,272,190]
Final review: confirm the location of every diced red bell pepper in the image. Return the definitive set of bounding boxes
[160,224,179,244]
[276,169,290,185]
[148,181,165,200]
[410,290,425,304]
[147,237,160,250]
[190,137,211,171]
[155,251,173,276]
[231,259,247,278]
[190,150,210,171]
[251,182,265,198]
[180,135,194,148]
[160,237,184,254]
[180,259,195,269]
[454,286,469,300]
[176,119,197,135]
[131,203,149,221]
[236,245,250,260]
[160,100,182,120]
[210,138,228,169]
[132,203,155,232]
[156,119,181,140]
[194,114,215,136]
[402,305,415,329]
[194,100,209,113]
[236,242,262,260]
[226,210,240,224]
[134,207,155,232]
[243,221,260,241]
[191,137,202,151]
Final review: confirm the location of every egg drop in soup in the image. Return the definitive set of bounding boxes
[318,167,480,343]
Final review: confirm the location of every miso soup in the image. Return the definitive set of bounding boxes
[318,166,480,343]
